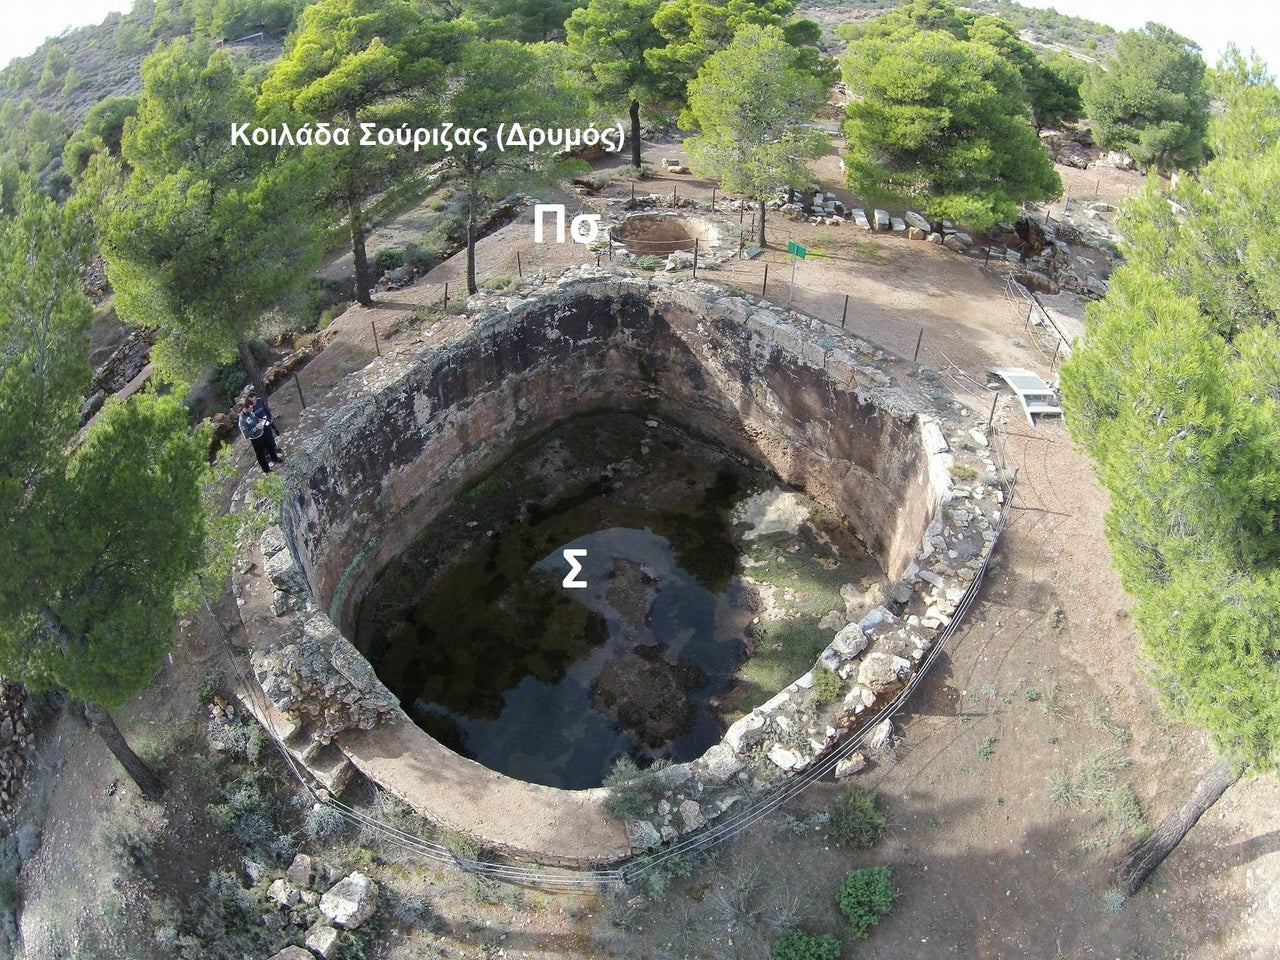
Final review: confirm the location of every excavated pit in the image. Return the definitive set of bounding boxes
[612,213,720,257]
[257,274,1001,864]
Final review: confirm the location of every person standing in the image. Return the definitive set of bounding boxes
[239,399,273,473]
[247,390,283,462]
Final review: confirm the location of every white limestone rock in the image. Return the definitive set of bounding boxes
[320,872,378,930]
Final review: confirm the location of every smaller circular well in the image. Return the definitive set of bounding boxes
[613,214,719,257]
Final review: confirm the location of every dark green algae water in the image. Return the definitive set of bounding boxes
[355,413,774,789]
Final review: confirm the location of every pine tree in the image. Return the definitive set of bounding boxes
[0,187,209,800]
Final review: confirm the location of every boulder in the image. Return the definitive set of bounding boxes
[768,744,806,771]
[627,819,662,850]
[852,208,871,230]
[319,872,378,930]
[724,711,766,752]
[908,227,926,241]
[942,234,970,254]
[306,922,342,960]
[857,653,912,694]
[260,525,288,560]
[835,752,868,779]
[267,878,300,908]
[265,549,306,594]
[286,853,316,889]
[701,743,744,783]
[832,623,869,659]
[266,949,313,960]
[926,232,944,244]
[678,799,706,831]
[873,209,890,230]
[867,718,896,754]
[905,210,931,232]
[890,217,907,232]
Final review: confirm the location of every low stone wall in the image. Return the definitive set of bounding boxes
[242,271,1004,864]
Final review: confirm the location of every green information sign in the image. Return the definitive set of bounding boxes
[786,240,808,259]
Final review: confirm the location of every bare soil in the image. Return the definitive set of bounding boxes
[12,145,1279,960]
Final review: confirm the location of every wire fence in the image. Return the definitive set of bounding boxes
[222,193,1035,889]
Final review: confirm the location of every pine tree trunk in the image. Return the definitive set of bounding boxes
[350,200,373,307]
[629,99,642,170]
[238,338,265,395]
[83,701,165,802]
[757,197,767,247]
[1113,757,1239,897]
[466,190,478,296]
[346,106,373,308]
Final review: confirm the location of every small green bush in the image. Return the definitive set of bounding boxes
[634,254,664,270]
[373,248,405,274]
[404,241,437,274]
[211,360,249,407]
[773,929,841,960]
[601,756,664,821]
[480,274,519,293]
[837,865,897,938]
[812,667,843,704]
[829,785,886,849]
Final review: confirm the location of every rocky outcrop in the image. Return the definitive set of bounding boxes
[251,528,399,745]
[0,680,33,824]
[250,613,400,746]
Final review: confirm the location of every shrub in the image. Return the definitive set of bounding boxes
[404,242,437,274]
[480,274,519,293]
[773,929,842,960]
[811,667,843,704]
[829,786,886,849]
[373,248,405,274]
[303,802,348,842]
[601,756,664,821]
[211,360,249,407]
[837,865,896,938]
[634,254,664,270]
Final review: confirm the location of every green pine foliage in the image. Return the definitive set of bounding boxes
[646,0,827,108]
[565,0,665,167]
[103,36,322,388]
[840,0,1061,228]
[682,24,829,245]
[1081,22,1209,171]
[0,186,208,710]
[1060,58,1280,771]
[836,865,897,938]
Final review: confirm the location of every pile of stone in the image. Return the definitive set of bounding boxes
[252,527,400,745]
[263,855,378,960]
[766,186,846,224]
[1005,213,1111,298]
[1040,130,1095,169]
[0,680,32,824]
